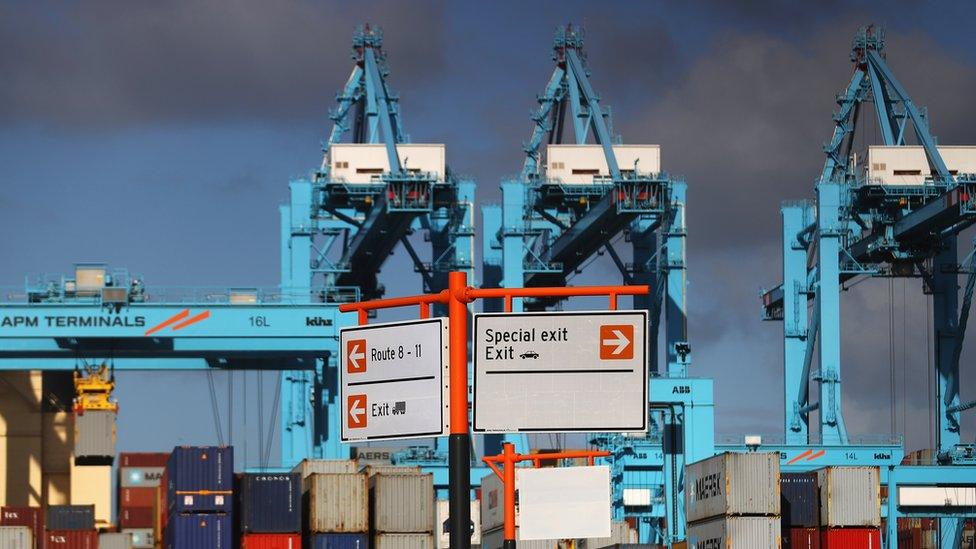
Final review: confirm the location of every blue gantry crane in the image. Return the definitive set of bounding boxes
[278,25,476,470]
[757,26,976,548]
[481,26,713,545]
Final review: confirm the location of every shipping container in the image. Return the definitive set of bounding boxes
[120,452,171,467]
[241,533,302,549]
[167,446,234,514]
[369,473,434,533]
[435,500,481,549]
[307,533,369,549]
[239,473,302,533]
[481,527,557,549]
[122,528,155,549]
[816,467,880,527]
[121,487,158,508]
[46,505,95,531]
[120,466,166,488]
[99,532,135,549]
[374,533,434,549]
[685,516,780,548]
[73,410,116,464]
[577,521,638,549]
[44,530,98,549]
[781,473,819,528]
[305,473,369,533]
[819,528,880,548]
[784,528,819,549]
[0,526,32,549]
[1,506,42,549]
[119,507,155,528]
[480,473,511,532]
[684,452,780,523]
[293,460,359,492]
[165,513,231,549]
[360,465,423,477]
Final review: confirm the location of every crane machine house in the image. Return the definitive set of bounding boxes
[865,145,976,185]
[328,143,446,183]
[545,144,660,183]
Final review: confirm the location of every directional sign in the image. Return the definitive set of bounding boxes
[340,318,449,442]
[473,311,647,433]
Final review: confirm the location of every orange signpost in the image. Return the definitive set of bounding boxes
[338,271,648,549]
[482,443,610,549]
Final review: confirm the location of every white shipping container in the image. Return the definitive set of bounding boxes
[684,452,780,524]
[481,527,558,549]
[122,528,154,549]
[0,526,32,549]
[329,144,446,183]
[866,145,976,185]
[374,533,435,549]
[480,473,514,531]
[577,520,638,549]
[370,473,435,533]
[686,515,780,549]
[817,466,881,527]
[546,145,661,184]
[307,473,369,533]
[436,500,482,549]
[898,486,976,507]
[293,459,359,491]
[99,532,134,549]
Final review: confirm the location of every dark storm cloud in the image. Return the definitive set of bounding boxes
[0,1,447,128]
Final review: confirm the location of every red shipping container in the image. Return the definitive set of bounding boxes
[1,506,43,549]
[119,506,155,528]
[120,486,157,507]
[45,530,98,549]
[119,452,170,467]
[821,528,882,548]
[241,533,303,549]
[786,528,820,549]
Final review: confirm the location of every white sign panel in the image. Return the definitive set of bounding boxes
[473,311,647,432]
[517,466,611,541]
[340,318,449,442]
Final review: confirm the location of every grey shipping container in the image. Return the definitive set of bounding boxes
[374,533,435,549]
[481,527,557,549]
[684,452,780,524]
[361,465,423,477]
[306,473,369,533]
[46,505,95,531]
[816,466,881,527]
[122,528,154,549]
[308,533,370,549]
[74,410,116,465]
[370,473,434,533]
[685,515,780,549]
[780,473,819,528]
[578,521,638,549]
[480,474,511,532]
[99,532,134,549]
[0,526,32,549]
[294,460,359,492]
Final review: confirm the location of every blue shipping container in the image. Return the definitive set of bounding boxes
[307,533,369,549]
[46,505,95,530]
[781,472,819,528]
[167,446,233,513]
[239,473,302,533]
[165,513,231,549]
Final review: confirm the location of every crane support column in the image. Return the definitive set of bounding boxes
[782,203,813,444]
[665,181,690,376]
[817,181,847,444]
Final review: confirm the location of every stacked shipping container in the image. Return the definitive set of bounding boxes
[118,452,169,548]
[684,452,781,548]
[0,525,34,549]
[47,504,98,548]
[165,446,234,549]
[1,506,43,548]
[298,459,369,549]
[369,471,435,549]
[816,467,881,548]
[238,472,302,548]
[781,472,819,548]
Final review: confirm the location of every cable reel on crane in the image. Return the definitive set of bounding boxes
[72,361,118,466]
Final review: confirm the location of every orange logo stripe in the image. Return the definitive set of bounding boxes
[787,449,813,465]
[806,450,825,461]
[171,310,210,331]
[144,309,190,336]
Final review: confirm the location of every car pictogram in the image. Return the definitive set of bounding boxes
[519,351,540,359]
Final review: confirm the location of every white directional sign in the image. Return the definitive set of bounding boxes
[517,466,611,541]
[340,318,449,442]
[473,311,647,433]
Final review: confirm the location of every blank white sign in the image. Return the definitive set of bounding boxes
[516,466,611,541]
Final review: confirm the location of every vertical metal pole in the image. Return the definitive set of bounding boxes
[503,443,517,549]
[666,181,690,376]
[886,468,897,549]
[782,203,811,444]
[448,271,472,549]
[817,182,847,445]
